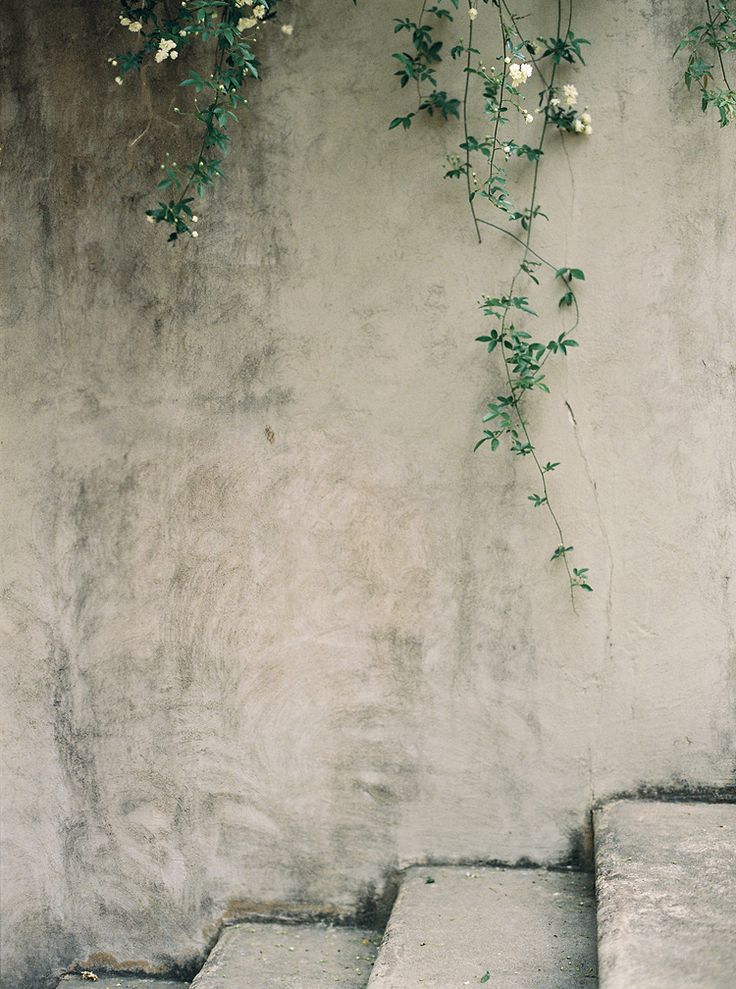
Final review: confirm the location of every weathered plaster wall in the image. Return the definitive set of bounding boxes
[1,0,735,986]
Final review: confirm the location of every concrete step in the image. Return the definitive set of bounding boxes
[367,866,597,988]
[594,799,736,989]
[57,978,187,988]
[190,922,381,988]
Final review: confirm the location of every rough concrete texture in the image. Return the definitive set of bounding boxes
[57,979,187,989]
[594,799,736,989]
[367,866,597,988]
[189,923,380,988]
[1,0,735,986]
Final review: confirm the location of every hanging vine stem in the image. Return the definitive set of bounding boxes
[491,1,581,605]
[390,0,593,599]
[465,0,591,601]
[463,15,483,243]
[706,0,733,89]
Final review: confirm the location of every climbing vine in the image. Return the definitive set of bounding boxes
[677,1,736,125]
[109,2,732,600]
[390,0,592,600]
[111,0,292,241]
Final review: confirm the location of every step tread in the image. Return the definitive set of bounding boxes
[367,866,597,988]
[190,922,381,988]
[595,799,736,989]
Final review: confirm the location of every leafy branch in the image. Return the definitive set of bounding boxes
[676,0,736,126]
[112,0,291,240]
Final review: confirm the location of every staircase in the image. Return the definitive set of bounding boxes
[57,800,735,989]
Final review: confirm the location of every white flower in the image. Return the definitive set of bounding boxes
[580,111,591,126]
[549,97,560,107]
[146,215,155,223]
[119,16,131,26]
[253,4,267,19]
[128,21,143,32]
[468,7,477,20]
[169,50,178,59]
[508,62,533,86]
[562,83,578,107]
[524,112,534,123]
[281,23,293,34]
[238,16,257,29]
[179,29,187,36]
[503,144,511,153]
[504,56,511,64]
[573,118,585,133]
[191,216,198,222]
[584,123,592,135]
[191,230,199,238]
[115,76,123,85]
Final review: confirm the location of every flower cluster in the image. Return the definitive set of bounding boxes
[236,0,267,31]
[549,85,592,135]
[508,61,533,87]
[155,38,178,63]
[119,15,142,32]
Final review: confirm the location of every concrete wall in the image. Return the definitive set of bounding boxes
[1,0,734,985]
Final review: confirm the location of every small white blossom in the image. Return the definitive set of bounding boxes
[238,16,257,29]
[191,216,198,222]
[281,23,293,34]
[549,97,560,107]
[573,118,585,133]
[179,29,187,36]
[563,83,578,107]
[119,16,131,26]
[524,112,534,123]
[128,21,143,33]
[584,123,592,135]
[115,76,123,85]
[253,4,267,19]
[146,215,155,223]
[468,7,477,20]
[580,111,591,126]
[504,56,511,64]
[191,230,199,238]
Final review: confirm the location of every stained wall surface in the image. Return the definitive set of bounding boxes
[1,1,735,986]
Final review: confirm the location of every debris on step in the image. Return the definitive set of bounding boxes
[190,922,381,988]
[595,799,736,989]
[57,978,187,989]
[367,865,598,988]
